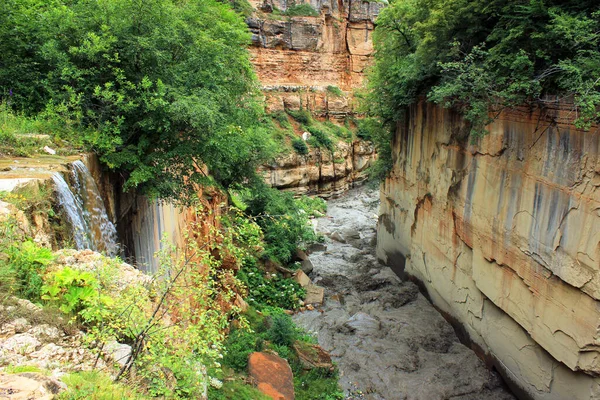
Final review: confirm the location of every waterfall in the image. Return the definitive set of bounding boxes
[51,161,119,256]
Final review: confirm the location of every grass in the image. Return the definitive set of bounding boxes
[326,86,344,97]
[0,102,81,157]
[208,379,272,400]
[59,371,146,400]
[4,365,47,374]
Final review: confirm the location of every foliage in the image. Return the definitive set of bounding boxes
[266,312,297,346]
[326,86,344,97]
[294,368,345,400]
[307,126,334,152]
[286,108,313,125]
[367,0,600,140]
[356,117,392,180]
[41,267,112,315]
[208,378,272,400]
[271,111,293,129]
[222,329,262,371]
[292,138,309,155]
[6,240,54,301]
[59,371,145,400]
[237,259,305,309]
[0,0,276,202]
[283,4,320,17]
[243,183,322,264]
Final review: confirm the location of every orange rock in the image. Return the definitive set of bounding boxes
[248,352,295,400]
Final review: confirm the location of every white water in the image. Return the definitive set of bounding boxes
[52,161,118,256]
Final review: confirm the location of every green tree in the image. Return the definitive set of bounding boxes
[0,0,275,202]
[366,0,600,145]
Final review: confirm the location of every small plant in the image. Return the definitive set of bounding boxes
[292,138,309,155]
[326,86,343,97]
[222,329,261,372]
[266,313,297,346]
[271,111,292,128]
[7,240,54,301]
[41,267,111,315]
[283,3,320,17]
[59,371,145,400]
[307,126,334,151]
[286,108,312,125]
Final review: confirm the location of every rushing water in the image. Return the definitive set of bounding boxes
[52,161,118,256]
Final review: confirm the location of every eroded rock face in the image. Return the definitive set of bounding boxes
[260,141,376,196]
[247,0,383,118]
[376,102,600,399]
[294,186,514,400]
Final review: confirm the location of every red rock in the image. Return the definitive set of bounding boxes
[248,352,295,400]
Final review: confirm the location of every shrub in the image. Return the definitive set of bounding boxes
[326,86,343,97]
[237,259,305,310]
[266,313,297,346]
[271,111,292,128]
[7,240,53,301]
[286,109,312,125]
[283,4,320,17]
[306,126,334,151]
[222,329,261,372]
[292,138,309,155]
[208,380,272,400]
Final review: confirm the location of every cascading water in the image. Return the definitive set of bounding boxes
[51,161,118,256]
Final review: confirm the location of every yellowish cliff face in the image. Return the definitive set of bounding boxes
[247,0,382,117]
[376,102,600,399]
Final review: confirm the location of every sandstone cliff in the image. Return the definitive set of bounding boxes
[376,102,600,399]
[247,0,383,118]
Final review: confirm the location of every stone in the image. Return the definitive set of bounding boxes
[0,334,41,356]
[293,270,311,288]
[293,249,309,261]
[234,293,249,313]
[104,341,132,368]
[42,146,56,155]
[307,243,327,253]
[0,373,65,400]
[28,325,61,342]
[343,312,380,336]
[248,352,295,400]
[304,284,324,306]
[293,343,333,370]
[299,259,313,275]
[329,231,346,243]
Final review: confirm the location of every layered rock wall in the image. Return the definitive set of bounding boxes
[247,0,383,118]
[376,102,600,399]
[261,140,375,196]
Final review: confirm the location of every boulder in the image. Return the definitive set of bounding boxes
[300,259,313,275]
[104,341,132,368]
[304,284,325,306]
[0,373,65,400]
[307,243,327,253]
[248,352,295,400]
[293,270,311,288]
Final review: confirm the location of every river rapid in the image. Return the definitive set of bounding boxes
[293,186,515,400]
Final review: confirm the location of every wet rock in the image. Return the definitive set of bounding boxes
[307,242,327,253]
[294,249,309,261]
[329,231,346,243]
[293,342,333,370]
[343,312,380,336]
[300,259,314,275]
[249,352,295,400]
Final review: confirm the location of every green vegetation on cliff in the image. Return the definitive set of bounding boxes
[0,0,275,202]
[367,0,600,139]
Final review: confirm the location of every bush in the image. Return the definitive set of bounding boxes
[286,109,312,125]
[283,4,320,17]
[237,259,305,310]
[326,86,343,97]
[223,329,261,372]
[208,380,272,400]
[271,111,292,128]
[266,313,297,346]
[7,240,53,301]
[292,138,309,155]
[307,126,334,151]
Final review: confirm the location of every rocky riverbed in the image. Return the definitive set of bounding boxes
[293,186,515,400]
